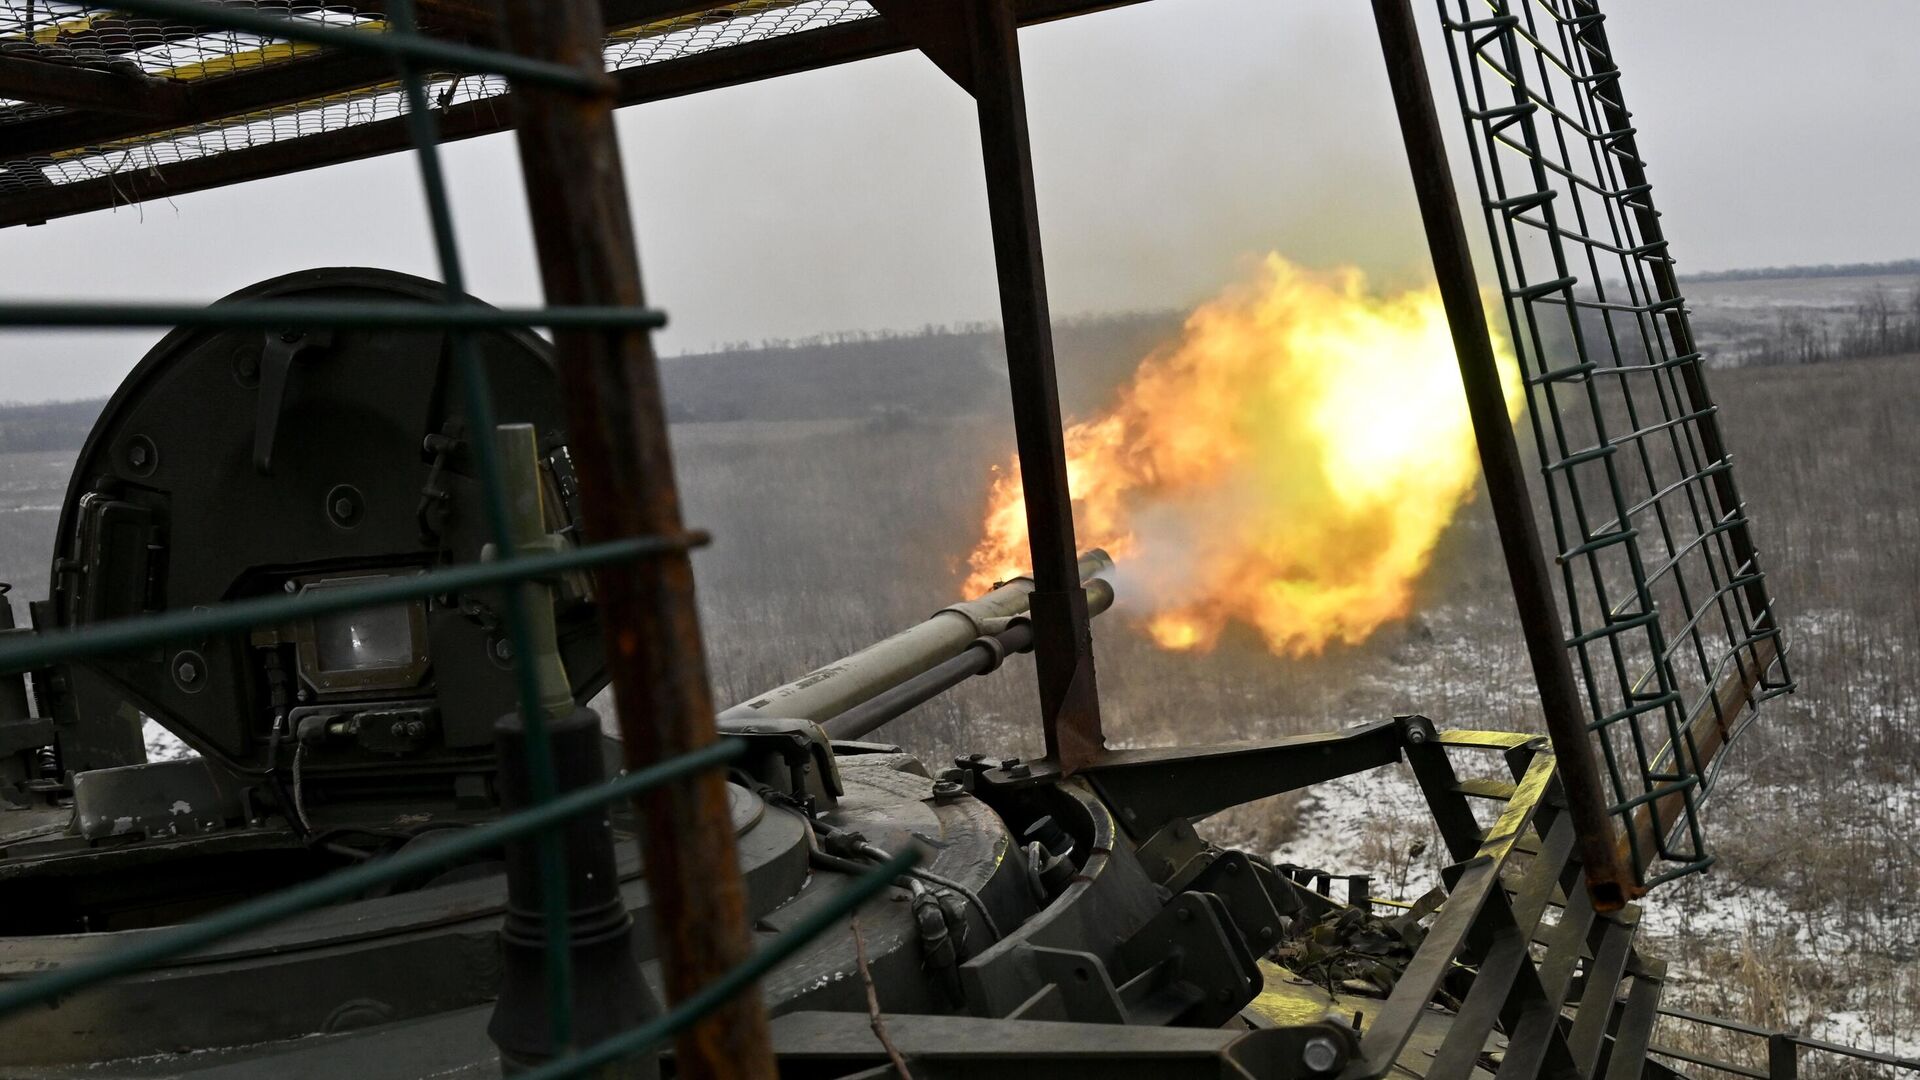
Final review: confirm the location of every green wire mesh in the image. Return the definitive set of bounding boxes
[1435,0,1793,885]
[0,2,908,1073]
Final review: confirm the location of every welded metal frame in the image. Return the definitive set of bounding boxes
[1428,0,1792,889]
[1370,0,1634,910]
[0,0,1810,1075]
[0,1,1151,230]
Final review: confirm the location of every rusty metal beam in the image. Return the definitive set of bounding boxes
[0,54,196,117]
[964,0,1103,772]
[869,0,975,93]
[490,0,776,1075]
[1622,637,1777,875]
[0,0,1146,229]
[1370,0,1635,910]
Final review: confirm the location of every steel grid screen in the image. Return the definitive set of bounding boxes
[1436,0,1792,885]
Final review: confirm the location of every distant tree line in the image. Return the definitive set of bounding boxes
[1683,257,1920,284]
[1735,284,1920,367]
[0,398,103,453]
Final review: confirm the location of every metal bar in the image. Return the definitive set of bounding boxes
[0,0,1148,230]
[1372,0,1633,910]
[0,533,700,674]
[490,0,776,1073]
[0,50,398,163]
[0,2,719,160]
[1428,815,1576,1078]
[514,849,920,1080]
[0,54,196,117]
[1501,877,1598,1076]
[0,300,665,330]
[966,0,1103,771]
[1355,855,1504,1074]
[820,622,1031,741]
[1402,721,1487,862]
[1769,1033,1799,1080]
[1646,1045,1770,1080]
[1655,1010,1920,1071]
[0,738,743,1019]
[1787,1036,1920,1071]
[1082,718,1405,838]
[102,0,607,91]
[1604,969,1666,1080]
[1566,913,1637,1068]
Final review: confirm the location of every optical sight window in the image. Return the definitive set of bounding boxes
[290,573,431,694]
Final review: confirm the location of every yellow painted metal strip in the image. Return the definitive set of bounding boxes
[1475,753,1556,864]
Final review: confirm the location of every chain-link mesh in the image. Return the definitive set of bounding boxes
[1436,0,1792,885]
[0,2,875,197]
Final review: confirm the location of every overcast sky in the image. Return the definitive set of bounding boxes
[2,0,1915,402]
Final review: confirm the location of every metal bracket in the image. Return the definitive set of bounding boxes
[1115,891,1262,1028]
[1082,720,1405,839]
[253,327,334,475]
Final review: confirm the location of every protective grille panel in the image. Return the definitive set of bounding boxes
[1435,0,1793,884]
[0,2,875,198]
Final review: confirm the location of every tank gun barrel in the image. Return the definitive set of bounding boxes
[821,577,1114,742]
[718,549,1114,726]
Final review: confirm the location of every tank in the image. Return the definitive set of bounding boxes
[0,271,1778,1079]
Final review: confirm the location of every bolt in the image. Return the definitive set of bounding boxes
[931,779,964,802]
[280,329,302,343]
[1002,756,1021,768]
[1175,906,1193,924]
[1259,925,1275,940]
[175,659,199,684]
[492,638,513,662]
[1004,762,1031,779]
[405,720,427,737]
[128,443,149,467]
[390,722,409,738]
[1301,1035,1342,1073]
[1405,726,1429,745]
[332,497,354,520]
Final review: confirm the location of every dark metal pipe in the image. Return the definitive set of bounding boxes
[966,0,1104,772]
[823,625,1031,743]
[490,706,660,1077]
[1370,0,1634,909]
[822,579,1115,743]
[491,0,777,1074]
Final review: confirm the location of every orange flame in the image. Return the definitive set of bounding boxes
[964,255,1524,657]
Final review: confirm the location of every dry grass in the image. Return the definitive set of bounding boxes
[0,341,1911,1062]
[662,352,1920,1058]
